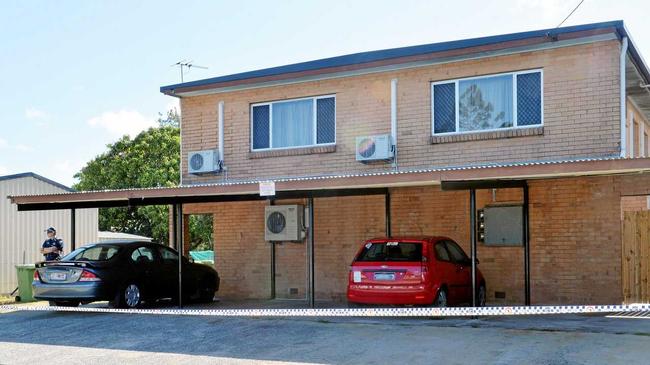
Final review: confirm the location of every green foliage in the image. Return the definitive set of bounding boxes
[189,214,213,251]
[73,109,213,248]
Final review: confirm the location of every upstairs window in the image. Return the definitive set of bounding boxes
[251,95,336,151]
[432,70,542,135]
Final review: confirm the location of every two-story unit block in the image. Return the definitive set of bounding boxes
[167,19,650,306]
[11,20,650,306]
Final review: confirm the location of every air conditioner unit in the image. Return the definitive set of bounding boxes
[188,149,221,174]
[355,134,394,162]
[265,205,305,242]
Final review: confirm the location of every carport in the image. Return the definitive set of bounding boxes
[9,157,650,308]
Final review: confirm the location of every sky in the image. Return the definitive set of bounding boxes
[1,0,649,187]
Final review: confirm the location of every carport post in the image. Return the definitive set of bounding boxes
[385,190,391,237]
[270,199,276,300]
[173,203,184,309]
[470,189,477,307]
[523,183,531,306]
[70,208,76,251]
[308,197,315,308]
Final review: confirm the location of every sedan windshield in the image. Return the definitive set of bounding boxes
[355,242,422,262]
[63,245,121,261]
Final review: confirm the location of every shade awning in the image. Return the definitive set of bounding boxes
[8,157,650,211]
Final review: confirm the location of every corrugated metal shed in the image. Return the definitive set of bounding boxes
[0,173,98,294]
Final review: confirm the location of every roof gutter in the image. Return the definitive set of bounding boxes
[621,36,628,158]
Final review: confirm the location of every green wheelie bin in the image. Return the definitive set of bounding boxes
[15,264,36,302]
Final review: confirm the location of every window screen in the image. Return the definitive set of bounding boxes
[252,105,270,149]
[517,72,542,126]
[316,97,335,144]
[433,83,456,133]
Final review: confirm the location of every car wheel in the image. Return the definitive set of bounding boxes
[197,277,216,303]
[477,284,487,307]
[434,288,448,308]
[111,283,143,309]
[123,283,143,308]
[49,300,80,307]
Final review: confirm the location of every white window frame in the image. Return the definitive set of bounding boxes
[431,69,544,136]
[250,94,336,151]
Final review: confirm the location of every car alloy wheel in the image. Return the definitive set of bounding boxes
[125,284,141,308]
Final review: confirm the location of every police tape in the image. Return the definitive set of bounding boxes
[1,303,650,317]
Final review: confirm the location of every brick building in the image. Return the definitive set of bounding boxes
[11,20,650,306]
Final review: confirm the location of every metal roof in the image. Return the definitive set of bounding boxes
[0,172,74,192]
[160,20,649,96]
[97,231,153,242]
[8,156,650,207]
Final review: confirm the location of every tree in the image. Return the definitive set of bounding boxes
[74,109,213,249]
[458,85,507,131]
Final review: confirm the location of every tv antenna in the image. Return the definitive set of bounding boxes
[171,60,208,82]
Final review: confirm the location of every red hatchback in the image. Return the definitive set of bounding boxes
[347,237,486,307]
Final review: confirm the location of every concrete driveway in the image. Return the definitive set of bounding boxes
[0,309,649,365]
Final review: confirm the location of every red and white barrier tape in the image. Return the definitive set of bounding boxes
[1,303,649,317]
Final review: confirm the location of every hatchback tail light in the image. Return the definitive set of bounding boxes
[79,270,101,282]
[33,270,40,281]
[421,256,429,281]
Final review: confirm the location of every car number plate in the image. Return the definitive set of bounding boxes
[50,272,67,281]
[374,272,395,281]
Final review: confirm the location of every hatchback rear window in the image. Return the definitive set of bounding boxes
[65,245,120,261]
[355,241,422,262]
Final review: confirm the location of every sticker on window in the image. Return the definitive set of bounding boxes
[353,271,362,283]
[364,243,372,249]
[386,242,399,246]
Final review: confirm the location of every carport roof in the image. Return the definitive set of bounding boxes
[8,156,650,211]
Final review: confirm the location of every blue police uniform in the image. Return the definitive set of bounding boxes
[42,237,64,261]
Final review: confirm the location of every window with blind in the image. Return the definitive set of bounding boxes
[432,70,542,135]
[251,95,336,151]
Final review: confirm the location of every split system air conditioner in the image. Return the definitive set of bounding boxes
[355,134,394,162]
[265,205,306,242]
[188,149,221,174]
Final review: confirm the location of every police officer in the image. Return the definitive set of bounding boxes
[41,227,64,261]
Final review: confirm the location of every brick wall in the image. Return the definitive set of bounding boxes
[621,195,649,213]
[183,173,650,305]
[313,195,386,301]
[180,40,622,185]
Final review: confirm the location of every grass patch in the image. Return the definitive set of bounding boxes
[0,295,16,305]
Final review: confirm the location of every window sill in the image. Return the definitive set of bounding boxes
[431,126,544,144]
[249,145,337,159]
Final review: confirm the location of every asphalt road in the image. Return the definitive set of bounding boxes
[0,310,649,365]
